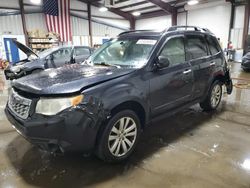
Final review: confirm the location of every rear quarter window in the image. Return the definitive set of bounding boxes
[186,35,208,61]
[206,36,221,55]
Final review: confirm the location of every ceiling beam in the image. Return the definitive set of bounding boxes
[78,0,133,20]
[78,0,134,29]
[0,6,19,10]
[138,10,168,19]
[145,0,174,14]
[117,1,148,10]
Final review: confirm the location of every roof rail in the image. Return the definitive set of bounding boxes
[118,30,154,36]
[166,26,211,33]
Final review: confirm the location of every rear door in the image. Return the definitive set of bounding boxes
[150,36,194,116]
[185,34,211,98]
[74,47,91,63]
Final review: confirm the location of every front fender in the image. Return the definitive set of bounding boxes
[82,74,150,122]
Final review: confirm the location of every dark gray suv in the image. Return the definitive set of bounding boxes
[5,26,233,162]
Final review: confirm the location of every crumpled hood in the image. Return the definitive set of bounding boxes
[12,64,135,95]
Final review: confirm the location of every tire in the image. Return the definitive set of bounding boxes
[200,80,222,111]
[96,110,141,162]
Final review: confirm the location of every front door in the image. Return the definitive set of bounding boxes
[3,38,20,63]
[74,47,91,63]
[150,36,194,117]
[51,47,72,67]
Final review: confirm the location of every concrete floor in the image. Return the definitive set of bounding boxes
[0,62,250,188]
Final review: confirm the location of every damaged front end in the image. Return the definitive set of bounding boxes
[5,93,109,154]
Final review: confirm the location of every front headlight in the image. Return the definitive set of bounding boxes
[36,95,84,115]
[10,65,24,73]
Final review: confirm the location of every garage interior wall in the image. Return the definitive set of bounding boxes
[0,0,129,60]
[0,0,246,60]
[231,6,245,49]
[180,1,231,50]
[134,1,232,51]
[0,15,26,60]
[135,15,172,30]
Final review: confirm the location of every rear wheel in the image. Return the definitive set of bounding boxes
[200,80,222,111]
[96,110,140,162]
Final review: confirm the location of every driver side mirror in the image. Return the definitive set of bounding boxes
[154,56,170,70]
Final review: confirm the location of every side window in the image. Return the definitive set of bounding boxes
[186,36,208,60]
[159,37,185,67]
[52,48,72,60]
[75,47,90,56]
[206,36,221,55]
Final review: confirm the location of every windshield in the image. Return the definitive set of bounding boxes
[87,38,157,68]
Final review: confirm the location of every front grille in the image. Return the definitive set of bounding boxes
[8,89,32,119]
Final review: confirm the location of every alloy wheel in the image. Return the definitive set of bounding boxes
[108,117,137,157]
[210,84,222,108]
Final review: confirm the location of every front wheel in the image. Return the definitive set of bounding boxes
[200,80,222,111]
[96,110,141,162]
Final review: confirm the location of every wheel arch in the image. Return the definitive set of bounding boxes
[110,100,146,129]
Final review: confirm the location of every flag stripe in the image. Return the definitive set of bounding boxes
[43,0,71,42]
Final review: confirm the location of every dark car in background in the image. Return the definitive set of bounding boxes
[5,26,233,162]
[4,40,94,80]
[242,52,250,71]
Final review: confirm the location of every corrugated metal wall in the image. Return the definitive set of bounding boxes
[25,13,47,32]
[92,22,124,37]
[0,13,125,36]
[71,16,124,37]
[0,15,23,35]
[71,16,89,36]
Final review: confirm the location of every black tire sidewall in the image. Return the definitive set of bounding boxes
[97,110,141,162]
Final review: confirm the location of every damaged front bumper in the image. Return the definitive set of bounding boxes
[5,99,106,153]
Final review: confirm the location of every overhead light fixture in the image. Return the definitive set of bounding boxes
[99,7,108,12]
[187,0,199,5]
[30,0,41,5]
[132,11,141,16]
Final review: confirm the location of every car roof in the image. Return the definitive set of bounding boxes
[119,30,162,38]
[118,26,215,38]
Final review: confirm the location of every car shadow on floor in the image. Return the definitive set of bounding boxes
[5,105,222,188]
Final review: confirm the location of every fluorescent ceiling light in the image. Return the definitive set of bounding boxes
[99,7,108,12]
[187,0,199,5]
[30,0,41,5]
[132,11,141,16]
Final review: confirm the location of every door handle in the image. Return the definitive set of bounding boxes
[210,62,216,66]
[183,69,192,74]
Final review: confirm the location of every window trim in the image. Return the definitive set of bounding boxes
[156,34,186,69]
[184,34,210,61]
[205,36,221,56]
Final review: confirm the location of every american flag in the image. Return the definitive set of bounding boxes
[43,0,72,42]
